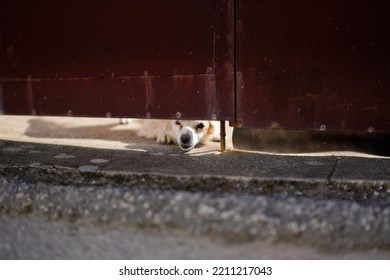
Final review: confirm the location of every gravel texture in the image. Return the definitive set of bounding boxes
[1,166,390,255]
[1,116,390,259]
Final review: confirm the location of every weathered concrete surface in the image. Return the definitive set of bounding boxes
[0,116,390,259]
[2,215,390,260]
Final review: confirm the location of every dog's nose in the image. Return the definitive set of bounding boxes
[180,134,190,144]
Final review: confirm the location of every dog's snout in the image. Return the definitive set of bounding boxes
[180,134,190,145]
[176,125,198,151]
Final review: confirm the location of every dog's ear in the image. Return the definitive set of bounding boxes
[206,121,215,136]
[198,121,214,143]
[208,121,221,142]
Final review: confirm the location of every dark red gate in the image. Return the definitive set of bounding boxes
[0,0,234,121]
[235,0,390,133]
[1,0,389,135]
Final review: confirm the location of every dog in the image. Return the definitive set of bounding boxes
[137,119,220,151]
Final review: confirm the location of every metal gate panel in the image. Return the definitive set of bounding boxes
[2,0,389,132]
[0,0,235,121]
[235,0,390,132]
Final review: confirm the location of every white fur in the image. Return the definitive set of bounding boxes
[137,120,220,151]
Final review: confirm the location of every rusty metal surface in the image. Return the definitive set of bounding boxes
[236,0,390,132]
[2,0,389,134]
[0,0,235,120]
[1,75,216,119]
[215,0,235,121]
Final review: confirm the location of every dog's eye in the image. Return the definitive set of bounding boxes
[196,123,205,129]
[175,121,181,126]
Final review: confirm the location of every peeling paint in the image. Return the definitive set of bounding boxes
[142,71,154,111]
[172,73,194,95]
[205,70,217,117]
[26,75,35,115]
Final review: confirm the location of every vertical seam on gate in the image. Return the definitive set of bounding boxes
[215,0,235,122]
[233,0,237,124]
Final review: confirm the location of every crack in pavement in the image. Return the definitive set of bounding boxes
[327,157,341,184]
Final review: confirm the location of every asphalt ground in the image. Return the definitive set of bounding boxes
[1,116,390,259]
